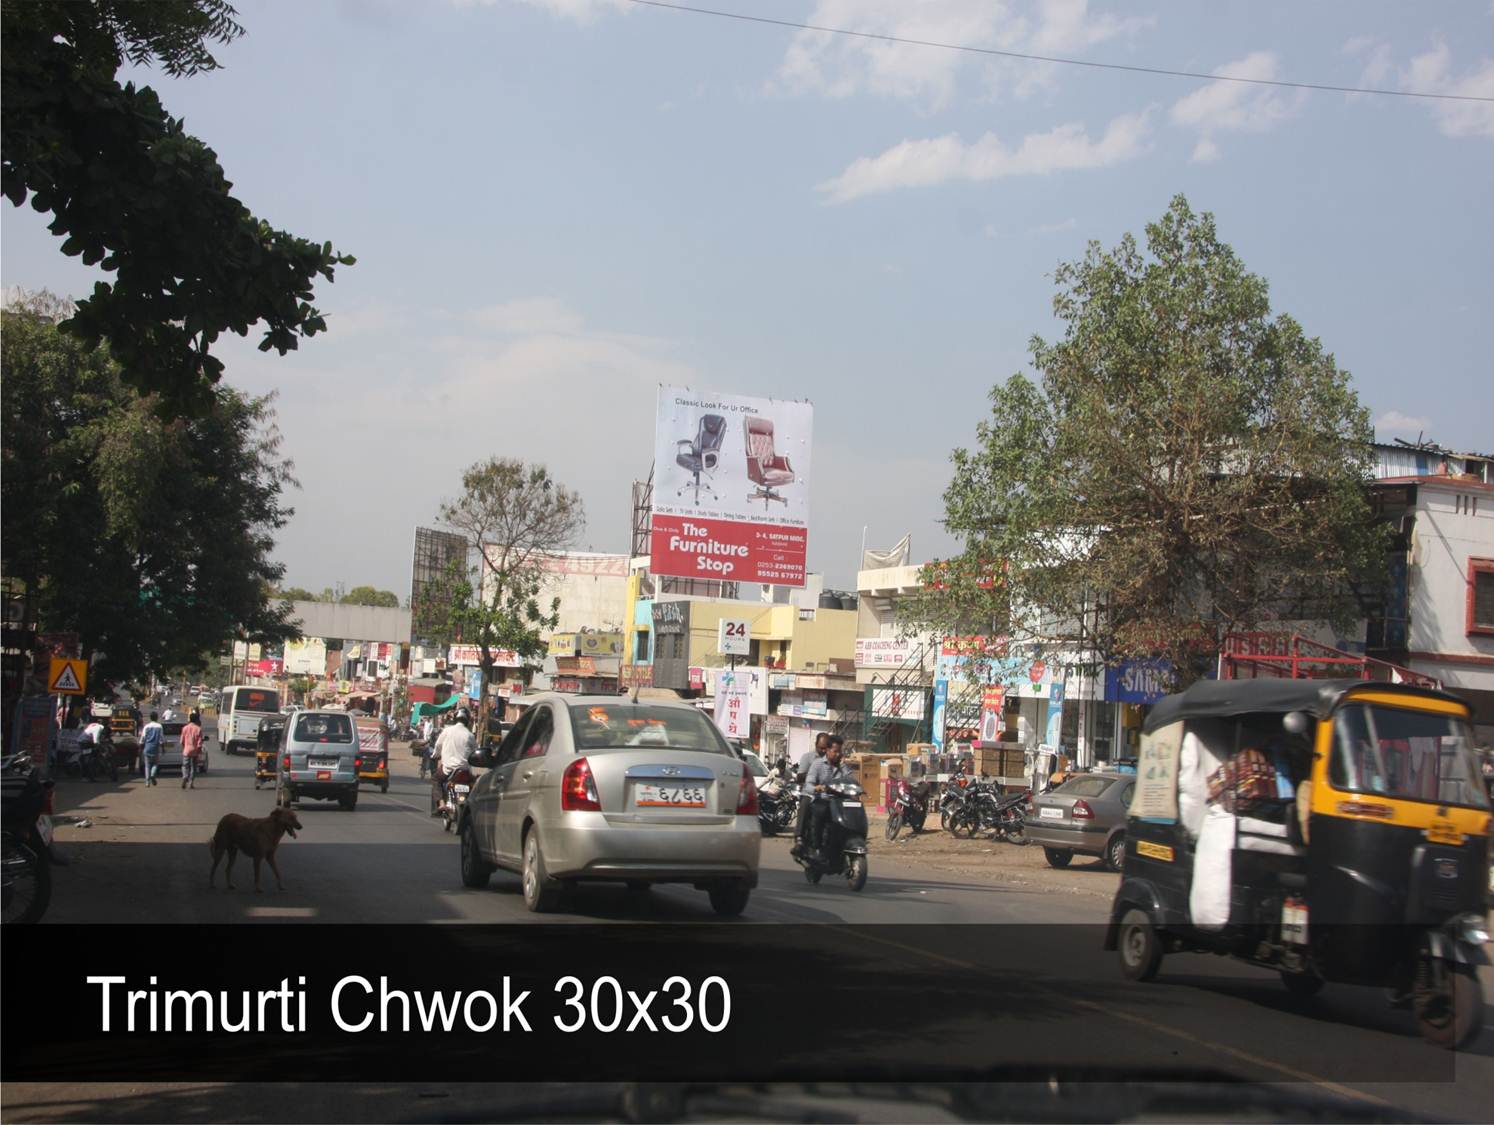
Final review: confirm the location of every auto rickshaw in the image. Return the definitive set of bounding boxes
[255,713,289,789]
[353,716,389,794]
[1106,679,1490,1049]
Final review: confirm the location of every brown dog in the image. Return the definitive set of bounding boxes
[208,807,302,892]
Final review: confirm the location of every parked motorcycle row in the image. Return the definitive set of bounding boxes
[938,776,1033,846]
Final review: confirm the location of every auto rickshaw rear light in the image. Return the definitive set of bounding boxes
[1071,799,1095,819]
[1336,800,1393,819]
[355,756,363,769]
[736,763,759,816]
[561,757,601,812]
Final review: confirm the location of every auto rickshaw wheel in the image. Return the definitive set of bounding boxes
[1118,908,1163,982]
[1280,970,1324,999]
[1414,959,1483,1050]
[381,781,389,794]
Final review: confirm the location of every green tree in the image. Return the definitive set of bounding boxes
[909,195,1386,683]
[340,586,400,608]
[1,0,353,409]
[276,586,317,602]
[1,292,301,684]
[416,459,585,709]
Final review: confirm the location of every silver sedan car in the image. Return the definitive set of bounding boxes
[457,695,762,915]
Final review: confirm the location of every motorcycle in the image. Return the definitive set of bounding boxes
[992,788,1031,846]
[81,731,120,783]
[792,779,869,891]
[885,776,930,841]
[756,769,798,837]
[440,765,475,833]
[2,754,55,925]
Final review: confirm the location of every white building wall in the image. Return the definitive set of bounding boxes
[1407,483,1494,694]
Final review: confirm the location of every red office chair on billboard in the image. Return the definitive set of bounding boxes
[676,413,727,503]
[743,417,794,508]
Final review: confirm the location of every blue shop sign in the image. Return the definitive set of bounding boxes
[1104,659,1173,704]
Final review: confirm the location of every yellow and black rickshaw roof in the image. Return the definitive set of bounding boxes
[1141,678,1468,736]
[257,714,290,739]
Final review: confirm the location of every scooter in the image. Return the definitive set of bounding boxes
[792,780,869,891]
[2,754,56,925]
[440,765,475,833]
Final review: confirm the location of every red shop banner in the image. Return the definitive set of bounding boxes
[650,514,807,587]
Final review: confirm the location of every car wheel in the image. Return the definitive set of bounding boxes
[521,831,562,913]
[459,819,493,888]
[340,793,357,811]
[1044,847,1074,868]
[1104,834,1126,872]
[707,881,750,917]
[1118,908,1163,982]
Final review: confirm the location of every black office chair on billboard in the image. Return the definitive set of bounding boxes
[744,416,795,508]
[676,413,727,503]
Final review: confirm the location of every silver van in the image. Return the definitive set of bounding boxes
[275,710,361,811]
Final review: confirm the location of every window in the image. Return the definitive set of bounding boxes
[635,631,649,661]
[1330,704,1488,810]
[1469,559,1494,636]
[493,712,533,767]
[568,703,732,754]
[1055,775,1115,798]
[234,688,281,713]
[293,714,354,743]
[522,707,555,759]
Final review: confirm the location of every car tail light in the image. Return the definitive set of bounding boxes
[736,763,759,816]
[561,757,601,812]
[282,754,291,770]
[1071,799,1095,819]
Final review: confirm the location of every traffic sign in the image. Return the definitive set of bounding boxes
[48,657,88,696]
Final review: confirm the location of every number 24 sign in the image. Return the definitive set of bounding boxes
[717,618,750,657]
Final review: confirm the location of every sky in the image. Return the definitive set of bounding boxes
[4,0,1491,598]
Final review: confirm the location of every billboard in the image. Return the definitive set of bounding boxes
[650,385,812,587]
[410,526,469,641]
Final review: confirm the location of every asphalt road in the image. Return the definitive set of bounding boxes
[10,733,1493,1123]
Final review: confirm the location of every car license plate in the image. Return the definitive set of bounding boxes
[316,770,331,781]
[636,783,706,808]
[1039,807,1064,819]
[36,814,53,847]
[309,756,338,768]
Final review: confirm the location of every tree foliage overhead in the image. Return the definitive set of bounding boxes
[1,0,354,409]
[416,459,585,703]
[340,586,400,608]
[908,195,1386,681]
[1,292,301,685]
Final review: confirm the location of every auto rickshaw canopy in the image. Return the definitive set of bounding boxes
[1142,678,1468,735]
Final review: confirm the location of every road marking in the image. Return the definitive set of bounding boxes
[851,929,1389,1108]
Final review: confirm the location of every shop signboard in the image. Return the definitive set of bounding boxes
[688,666,706,689]
[768,672,794,690]
[1104,659,1174,704]
[577,632,624,657]
[1132,721,1182,821]
[548,635,577,657]
[764,714,789,735]
[855,638,914,669]
[245,658,284,678]
[11,696,53,764]
[713,676,751,740]
[650,385,813,587]
[467,668,482,700]
[717,618,751,657]
[619,663,653,689]
[448,645,522,669]
[931,678,949,750]
[795,673,826,690]
[711,667,769,714]
[869,686,925,723]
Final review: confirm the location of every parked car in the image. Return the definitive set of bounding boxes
[458,694,761,916]
[276,710,361,810]
[1025,770,1134,871]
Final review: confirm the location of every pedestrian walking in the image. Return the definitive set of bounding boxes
[140,711,164,786]
[180,710,204,789]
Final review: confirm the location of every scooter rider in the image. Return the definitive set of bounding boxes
[792,732,831,857]
[431,709,476,816]
[804,737,852,856]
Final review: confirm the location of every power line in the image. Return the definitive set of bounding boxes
[625,0,1494,104]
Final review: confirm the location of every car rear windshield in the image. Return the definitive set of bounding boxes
[567,704,731,754]
[294,714,355,744]
[1055,776,1115,798]
[234,688,281,713]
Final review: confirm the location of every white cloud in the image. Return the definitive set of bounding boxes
[1169,51,1305,161]
[1401,41,1494,138]
[776,0,1151,109]
[817,109,1151,203]
[465,297,585,335]
[1375,410,1433,437]
[1028,217,1077,234]
[1342,35,1393,92]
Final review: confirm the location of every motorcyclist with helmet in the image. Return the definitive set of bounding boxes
[431,709,477,816]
